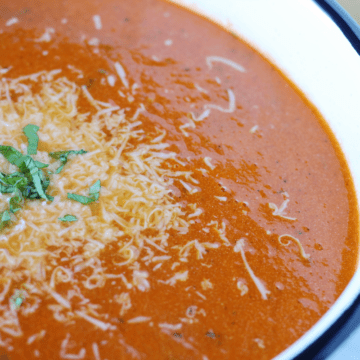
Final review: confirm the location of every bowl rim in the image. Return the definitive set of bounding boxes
[313,0,360,57]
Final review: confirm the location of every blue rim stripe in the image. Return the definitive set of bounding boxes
[312,0,360,55]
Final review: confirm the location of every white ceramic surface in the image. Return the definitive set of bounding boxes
[169,0,360,359]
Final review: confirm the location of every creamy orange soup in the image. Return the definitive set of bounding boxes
[0,1,358,359]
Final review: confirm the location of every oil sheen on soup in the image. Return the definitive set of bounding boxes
[0,0,358,359]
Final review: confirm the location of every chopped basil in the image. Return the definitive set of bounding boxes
[89,179,101,201]
[23,124,40,155]
[1,210,11,222]
[0,145,24,166]
[58,214,78,222]
[9,188,24,214]
[49,149,88,174]
[0,183,16,194]
[34,160,49,169]
[67,193,95,205]
[67,180,101,205]
[0,210,11,230]
[0,127,90,233]
[0,146,50,200]
[16,155,51,201]
[0,172,28,193]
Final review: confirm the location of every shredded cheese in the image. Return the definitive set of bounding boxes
[237,280,248,296]
[234,239,270,300]
[127,316,151,324]
[204,89,236,113]
[6,18,19,27]
[60,333,86,359]
[278,234,310,260]
[203,157,215,170]
[190,109,211,122]
[35,28,55,43]
[249,125,258,134]
[206,56,246,73]
[93,15,102,30]
[158,323,182,330]
[201,279,213,290]
[114,62,129,89]
[208,221,231,246]
[159,271,189,286]
[268,199,297,221]
[92,343,101,360]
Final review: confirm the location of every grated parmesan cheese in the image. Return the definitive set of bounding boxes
[114,62,129,89]
[93,15,102,30]
[60,333,86,359]
[237,280,248,296]
[215,196,227,202]
[203,157,215,170]
[159,271,188,286]
[35,28,55,43]
[278,234,310,260]
[206,56,246,72]
[201,279,213,290]
[6,18,19,27]
[0,68,205,339]
[158,323,182,330]
[268,199,297,221]
[254,338,265,349]
[127,316,151,324]
[249,125,258,134]
[92,343,101,360]
[234,239,270,300]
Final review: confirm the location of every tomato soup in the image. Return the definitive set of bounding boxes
[0,0,358,359]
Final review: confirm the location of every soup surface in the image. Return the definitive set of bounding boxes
[0,0,358,359]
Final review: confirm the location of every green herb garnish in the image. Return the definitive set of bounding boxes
[0,145,52,202]
[49,149,88,174]
[58,214,78,222]
[67,193,96,205]
[0,172,27,193]
[16,155,52,201]
[9,188,24,214]
[0,210,11,230]
[0,126,89,232]
[89,179,101,201]
[34,160,49,169]
[67,180,101,205]
[0,145,24,166]
[23,124,40,155]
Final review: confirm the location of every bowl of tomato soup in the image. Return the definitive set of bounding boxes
[0,0,359,360]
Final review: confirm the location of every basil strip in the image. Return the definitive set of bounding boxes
[0,146,23,166]
[89,179,101,201]
[23,124,40,155]
[17,156,51,201]
[58,214,78,222]
[67,180,101,205]
[0,210,11,230]
[67,193,95,205]
[34,161,49,169]
[9,188,23,214]
[49,150,88,174]
[0,173,27,194]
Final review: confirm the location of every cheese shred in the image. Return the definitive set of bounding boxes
[278,234,310,260]
[234,239,270,300]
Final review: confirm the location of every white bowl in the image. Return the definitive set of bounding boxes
[169,0,360,358]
